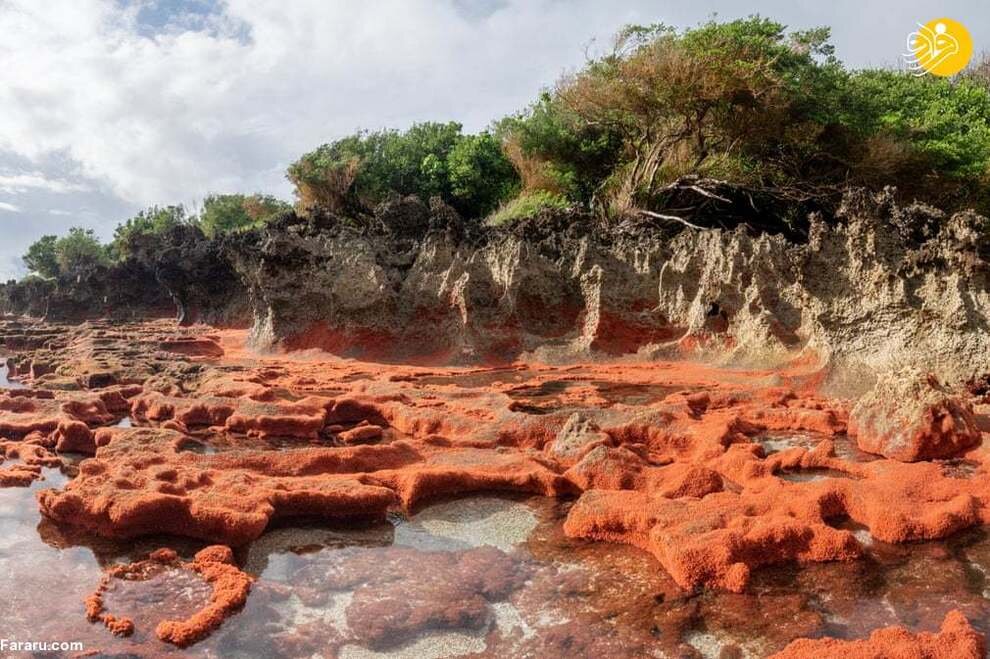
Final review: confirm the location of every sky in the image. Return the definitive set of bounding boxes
[1,0,988,280]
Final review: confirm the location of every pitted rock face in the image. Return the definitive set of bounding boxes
[221,190,990,403]
[771,610,986,658]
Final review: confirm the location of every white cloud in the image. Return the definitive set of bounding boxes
[0,0,987,283]
[0,172,89,194]
[0,0,663,207]
[0,202,22,213]
[2,0,989,209]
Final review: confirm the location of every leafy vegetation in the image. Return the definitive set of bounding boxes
[111,205,189,262]
[54,228,110,280]
[281,17,990,227]
[846,71,990,207]
[447,133,521,217]
[22,193,291,279]
[488,190,571,226]
[19,15,990,284]
[288,122,519,218]
[199,194,291,238]
[22,235,59,279]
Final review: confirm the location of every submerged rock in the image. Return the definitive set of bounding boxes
[85,544,252,647]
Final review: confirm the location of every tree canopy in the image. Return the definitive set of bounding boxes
[22,235,59,279]
[20,15,990,280]
[54,228,109,280]
[500,17,990,219]
[287,122,520,218]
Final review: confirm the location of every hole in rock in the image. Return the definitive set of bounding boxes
[101,564,213,630]
[416,368,538,389]
[937,458,981,479]
[506,380,572,414]
[757,430,828,454]
[756,431,878,463]
[506,380,571,399]
[590,381,688,406]
[176,438,220,455]
[825,516,875,547]
[831,435,880,463]
[176,432,346,454]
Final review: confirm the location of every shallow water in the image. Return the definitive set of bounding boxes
[416,368,538,389]
[2,477,990,657]
[0,362,25,389]
[590,381,687,406]
[778,468,859,483]
[174,429,399,454]
[757,430,879,463]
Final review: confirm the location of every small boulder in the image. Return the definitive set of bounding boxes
[54,419,96,454]
[545,412,612,466]
[850,371,982,462]
[338,423,384,444]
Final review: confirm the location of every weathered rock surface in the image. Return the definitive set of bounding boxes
[228,191,990,396]
[851,370,983,461]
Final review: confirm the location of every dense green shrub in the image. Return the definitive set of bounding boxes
[447,133,520,217]
[496,92,623,205]
[111,205,189,262]
[288,122,518,218]
[500,17,990,217]
[288,122,459,211]
[849,71,990,178]
[199,193,291,238]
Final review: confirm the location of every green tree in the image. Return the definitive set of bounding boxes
[288,121,466,212]
[849,71,990,179]
[495,16,990,218]
[496,92,623,204]
[198,194,291,238]
[515,18,852,212]
[22,235,59,279]
[54,227,109,279]
[111,205,188,262]
[447,133,520,217]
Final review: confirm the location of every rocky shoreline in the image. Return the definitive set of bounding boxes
[1,189,990,655]
[0,314,987,655]
[7,189,990,388]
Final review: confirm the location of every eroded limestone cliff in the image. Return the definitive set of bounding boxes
[227,190,990,398]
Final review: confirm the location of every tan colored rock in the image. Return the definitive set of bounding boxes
[850,371,982,461]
